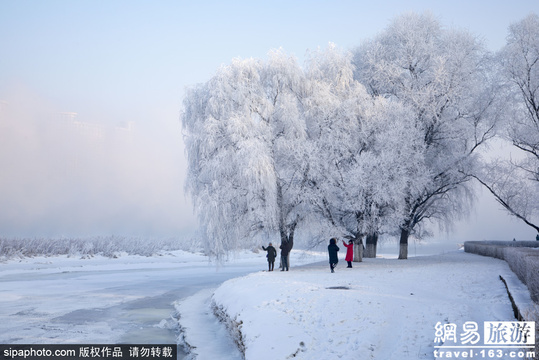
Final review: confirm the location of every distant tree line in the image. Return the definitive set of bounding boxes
[181,12,539,260]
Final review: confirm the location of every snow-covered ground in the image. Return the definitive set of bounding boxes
[1,245,535,360]
[177,250,537,360]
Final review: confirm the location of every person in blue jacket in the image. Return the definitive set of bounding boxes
[328,238,340,273]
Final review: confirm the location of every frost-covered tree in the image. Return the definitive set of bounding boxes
[182,44,428,260]
[353,12,498,258]
[477,14,539,234]
[304,45,428,258]
[181,50,309,259]
[357,99,429,257]
[301,45,371,249]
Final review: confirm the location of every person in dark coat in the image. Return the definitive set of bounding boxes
[328,238,340,273]
[262,242,277,271]
[342,239,354,268]
[279,239,293,271]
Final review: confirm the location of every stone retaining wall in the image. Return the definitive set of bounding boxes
[465,241,539,303]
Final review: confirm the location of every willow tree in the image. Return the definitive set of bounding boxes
[181,50,310,259]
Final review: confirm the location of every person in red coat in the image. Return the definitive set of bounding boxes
[342,239,354,268]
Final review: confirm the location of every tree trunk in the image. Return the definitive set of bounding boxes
[398,228,409,260]
[364,232,378,258]
[279,218,296,270]
[353,236,363,262]
[286,253,290,269]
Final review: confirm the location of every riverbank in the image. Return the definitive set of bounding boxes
[176,251,536,360]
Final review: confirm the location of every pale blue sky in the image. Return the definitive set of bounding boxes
[0,1,538,241]
[1,0,537,121]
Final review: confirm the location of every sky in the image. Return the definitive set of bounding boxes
[0,0,538,242]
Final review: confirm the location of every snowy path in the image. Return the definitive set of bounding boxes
[205,251,536,360]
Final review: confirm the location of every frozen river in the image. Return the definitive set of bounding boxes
[0,251,263,347]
